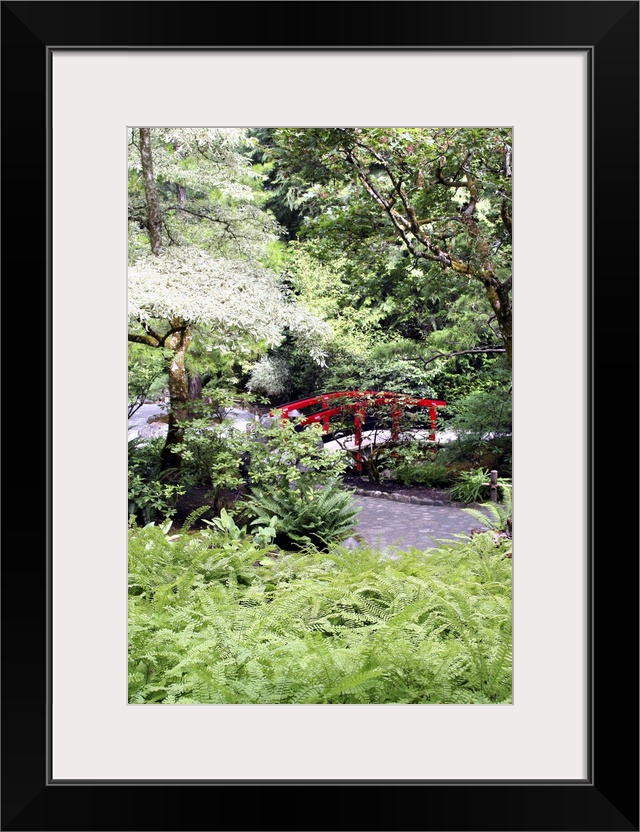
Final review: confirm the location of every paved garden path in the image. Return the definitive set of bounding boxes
[347,494,491,553]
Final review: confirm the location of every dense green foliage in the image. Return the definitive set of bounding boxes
[164,410,350,512]
[269,127,512,357]
[393,460,454,488]
[128,437,185,524]
[129,125,512,476]
[128,343,168,416]
[239,127,513,467]
[129,524,512,704]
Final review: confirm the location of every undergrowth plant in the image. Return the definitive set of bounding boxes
[128,522,512,705]
[244,481,360,550]
[449,468,511,503]
[464,485,513,536]
[393,461,452,487]
[128,437,185,524]
[168,410,349,510]
[203,507,279,549]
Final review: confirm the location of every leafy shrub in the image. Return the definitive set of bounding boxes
[244,481,361,550]
[393,461,453,487]
[244,416,349,491]
[128,437,185,524]
[440,388,512,476]
[128,474,185,525]
[170,418,247,511]
[441,439,512,480]
[447,388,511,440]
[128,343,168,417]
[169,409,349,505]
[128,435,164,478]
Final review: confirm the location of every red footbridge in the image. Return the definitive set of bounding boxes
[272,390,446,470]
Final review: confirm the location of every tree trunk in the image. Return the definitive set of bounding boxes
[176,183,187,215]
[485,281,512,364]
[160,322,192,472]
[499,312,512,365]
[138,128,189,472]
[188,373,202,400]
[139,128,163,256]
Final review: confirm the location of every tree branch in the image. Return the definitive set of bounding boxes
[128,332,159,348]
[129,319,184,349]
[345,149,468,270]
[434,167,467,189]
[404,347,506,368]
[142,322,168,345]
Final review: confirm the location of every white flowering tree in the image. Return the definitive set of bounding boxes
[128,127,330,469]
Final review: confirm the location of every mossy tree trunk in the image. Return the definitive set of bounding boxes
[160,321,192,472]
[135,128,192,474]
[128,319,192,474]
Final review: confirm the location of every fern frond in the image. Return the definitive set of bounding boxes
[181,504,212,533]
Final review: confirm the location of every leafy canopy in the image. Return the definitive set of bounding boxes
[128,247,331,362]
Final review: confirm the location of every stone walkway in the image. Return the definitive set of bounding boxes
[347,494,492,553]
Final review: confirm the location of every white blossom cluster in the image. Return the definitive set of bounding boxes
[128,247,332,356]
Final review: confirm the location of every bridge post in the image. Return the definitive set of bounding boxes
[391,406,401,441]
[429,406,437,441]
[354,408,363,472]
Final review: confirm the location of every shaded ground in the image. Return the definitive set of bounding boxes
[171,484,246,530]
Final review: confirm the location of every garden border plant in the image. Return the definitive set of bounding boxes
[128,517,513,705]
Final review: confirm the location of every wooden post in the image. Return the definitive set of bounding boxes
[490,470,498,502]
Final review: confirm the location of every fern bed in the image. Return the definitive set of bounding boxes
[129,522,512,705]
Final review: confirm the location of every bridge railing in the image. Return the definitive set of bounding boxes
[272,391,446,472]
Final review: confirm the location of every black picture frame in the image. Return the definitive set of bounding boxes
[2,2,638,830]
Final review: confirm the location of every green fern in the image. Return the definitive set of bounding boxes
[245,481,361,550]
[450,469,512,503]
[181,505,212,533]
[129,522,512,704]
[463,484,512,535]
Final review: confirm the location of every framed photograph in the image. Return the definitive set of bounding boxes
[2,2,637,830]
